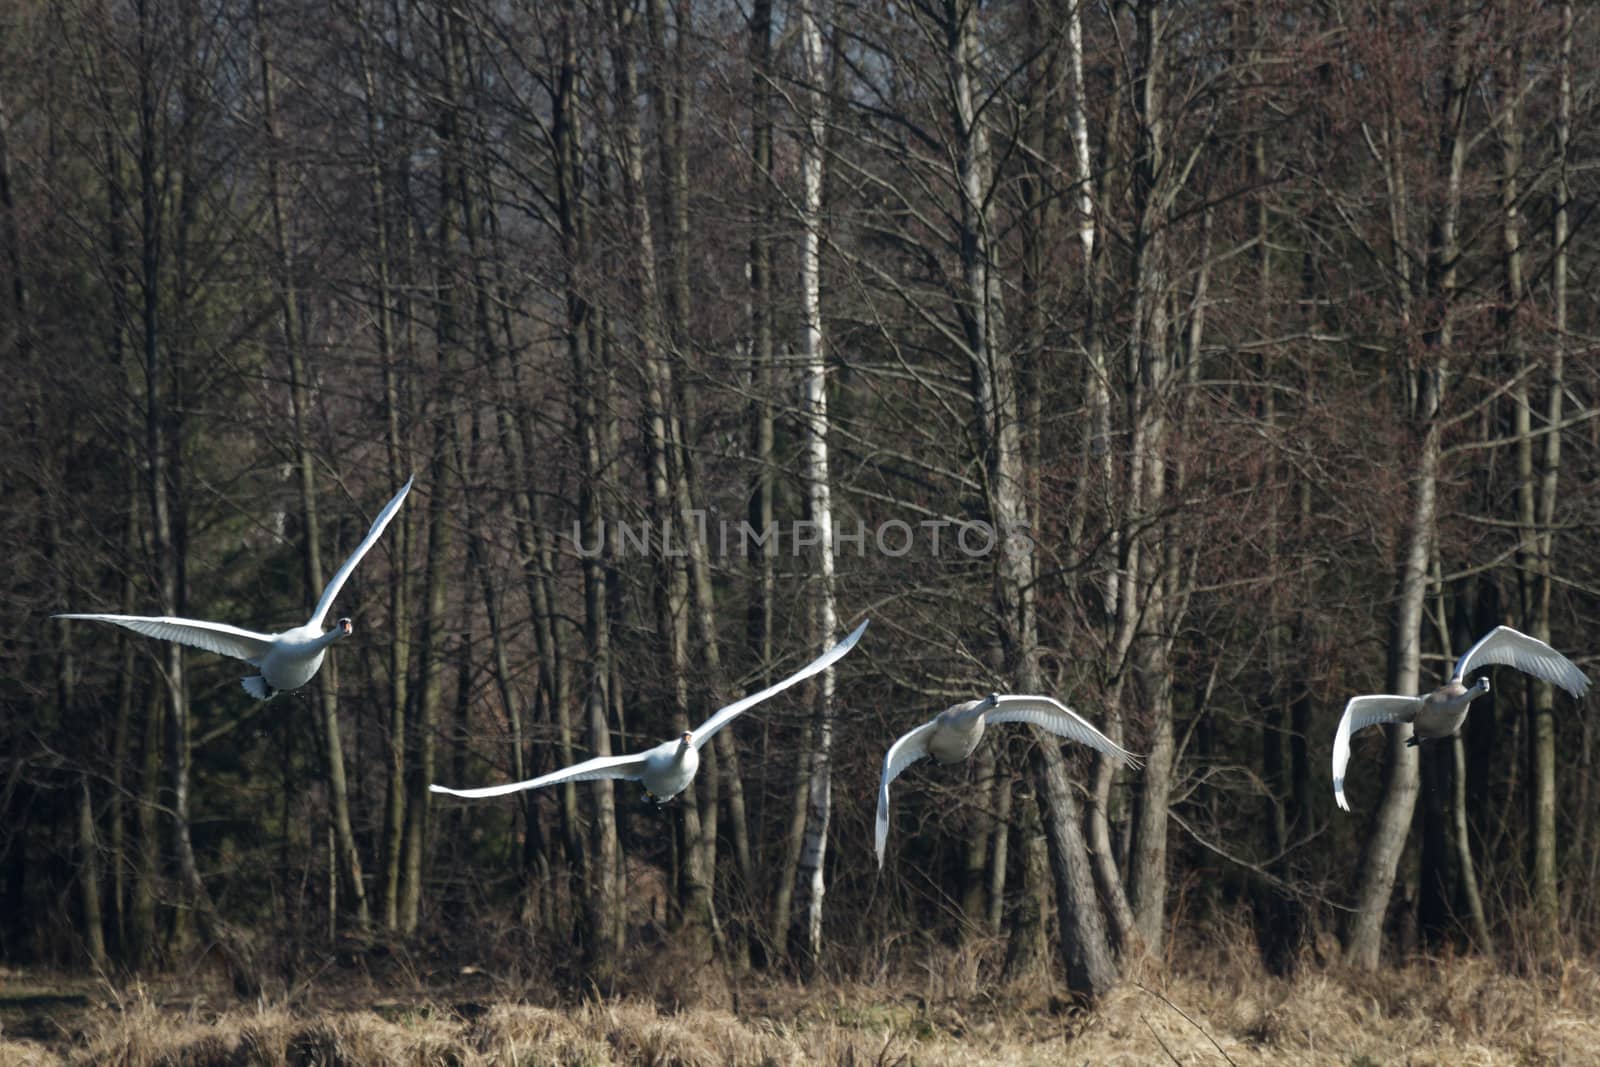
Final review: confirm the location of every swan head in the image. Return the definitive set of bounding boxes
[337,617,354,638]
[678,731,693,749]
[1473,675,1491,696]
[981,692,1001,710]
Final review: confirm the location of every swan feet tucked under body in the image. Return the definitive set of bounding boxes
[874,692,1140,868]
[431,620,869,805]
[56,477,414,700]
[1332,625,1589,811]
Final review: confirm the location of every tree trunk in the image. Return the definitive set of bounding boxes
[986,761,1013,933]
[744,0,779,967]
[398,14,466,922]
[572,338,621,965]
[949,0,1115,1000]
[50,481,109,969]
[1342,10,1467,972]
[557,1,620,972]
[1342,374,1437,970]
[1035,743,1115,998]
[549,0,591,887]
[610,0,717,955]
[364,54,413,931]
[139,7,259,991]
[257,0,369,935]
[130,687,162,969]
[1124,0,1179,956]
[61,609,107,970]
[960,744,996,932]
[746,0,777,723]
[398,411,451,935]
[769,720,811,961]
[1001,784,1049,982]
[76,774,109,970]
[791,0,838,970]
[1068,25,1134,942]
[1499,28,1562,953]
[1549,0,1576,919]
[1451,732,1492,950]
[1430,559,1492,952]
[104,128,136,961]
[653,0,753,951]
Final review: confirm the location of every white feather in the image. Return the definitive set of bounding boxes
[430,752,651,799]
[874,721,939,868]
[1453,625,1589,698]
[55,478,414,699]
[691,619,869,750]
[434,620,870,804]
[873,693,1136,869]
[54,614,275,663]
[1331,694,1422,812]
[986,695,1141,768]
[309,476,414,628]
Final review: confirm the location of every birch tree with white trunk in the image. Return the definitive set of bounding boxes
[792,0,839,967]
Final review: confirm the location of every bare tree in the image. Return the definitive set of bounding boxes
[256,0,369,933]
[353,0,416,934]
[1343,9,1471,971]
[1497,14,1565,953]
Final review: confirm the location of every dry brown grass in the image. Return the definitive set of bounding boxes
[6,949,1600,1066]
[1073,948,1600,1067]
[0,1041,63,1067]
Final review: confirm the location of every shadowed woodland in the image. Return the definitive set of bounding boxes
[4,0,1600,1023]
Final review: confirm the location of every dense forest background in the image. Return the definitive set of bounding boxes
[2,0,1598,1005]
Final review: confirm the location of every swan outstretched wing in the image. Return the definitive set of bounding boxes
[690,618,869,749]
[309,477,414,629]
[874,720,938,868]
[985,694,1142,768]
[1454,625,1589,699]
[430,751,650,799]
[54,613,276,663]
[1331,694,1422,812]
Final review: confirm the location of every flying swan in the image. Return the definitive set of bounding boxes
[432,619,869,804]
[874,693,1140,868]
[1332,625,1589,811]
[56,476,414,700]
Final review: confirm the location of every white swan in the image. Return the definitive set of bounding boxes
[874,693,1140,868]
[432,618,869,804]
[1332,625,1589,811]
[56,476,414,700]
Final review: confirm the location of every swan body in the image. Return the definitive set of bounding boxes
[432,618,869,804]
[634,733,700,800]
[56,477,414,700]
[1332,625,1589,811]
[874,693,1140,868]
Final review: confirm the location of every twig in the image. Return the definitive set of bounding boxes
[1142,1014,1184,1066]
[874,1030,907,1067]
[1137,983,1240,1067]
[1165,808,1352,913]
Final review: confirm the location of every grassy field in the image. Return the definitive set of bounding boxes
[5,945,1600,1066]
